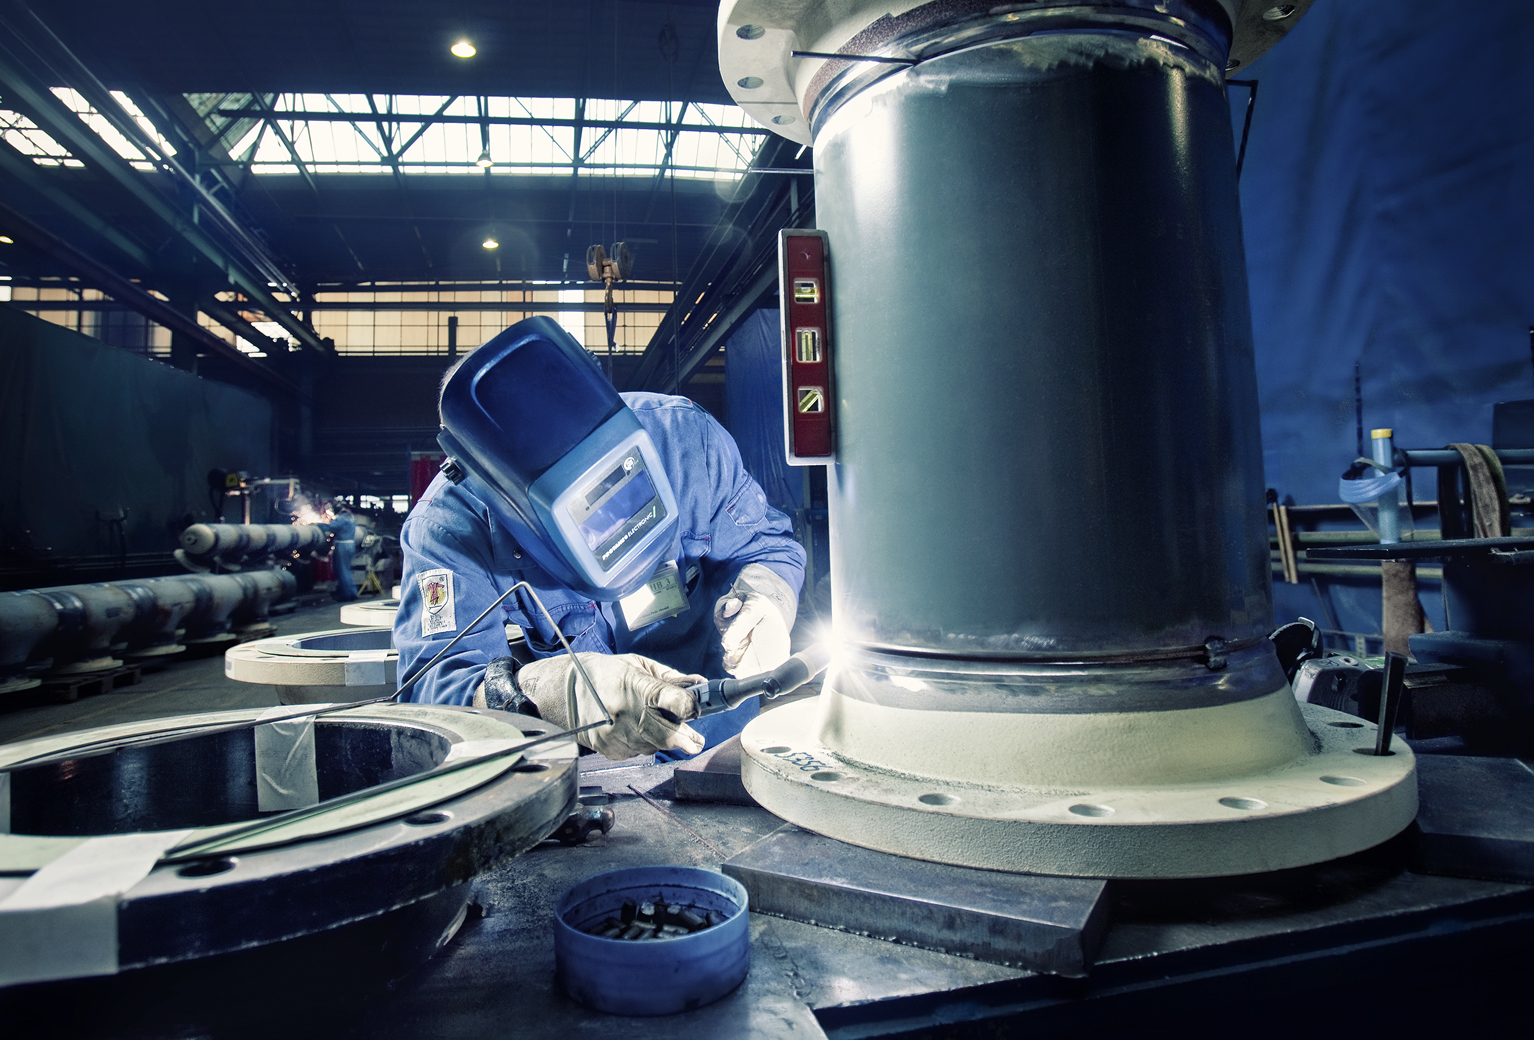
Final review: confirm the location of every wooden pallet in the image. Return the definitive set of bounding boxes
[38,664,144,703]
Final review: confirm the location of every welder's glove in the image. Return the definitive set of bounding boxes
[713,563,798,679]
[507,652,706,760]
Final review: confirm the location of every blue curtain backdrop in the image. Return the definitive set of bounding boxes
[1238,0,1534,502]
[1236,0,1534,637]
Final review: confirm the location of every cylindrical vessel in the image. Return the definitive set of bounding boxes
[180,574,247,643]
[724,0,1418,878]
[118,577,198,658]
[819,28,1270,660]
[39,583,135,674]
[0,591,57,692]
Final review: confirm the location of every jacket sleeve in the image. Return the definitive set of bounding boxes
[693,407,808,601]
[394,493,528,705]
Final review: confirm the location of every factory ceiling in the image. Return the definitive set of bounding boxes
[0,0,800,396]
[42,0,733,104]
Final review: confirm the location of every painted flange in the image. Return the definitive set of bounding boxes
[340,599,400,627]
[225,626,396,703]
[0,704,576,978]
[741,694,1417,879]
[718,0,1313,145]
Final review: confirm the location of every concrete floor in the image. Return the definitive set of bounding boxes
[0,599,354,749]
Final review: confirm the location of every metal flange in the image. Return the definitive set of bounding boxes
[718,0,1313,145]
[340,599,400,627]
[225,626,396,704]
[742,693,1417,879]
[0,703,576,984]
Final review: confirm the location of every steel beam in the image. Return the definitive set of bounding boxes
[20,299,674,313]
[0,30,327,356]
[211,110,769,135]
[0,196,298,395]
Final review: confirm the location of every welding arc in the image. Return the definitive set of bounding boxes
[160,718,606,863]
[1,581,613,774]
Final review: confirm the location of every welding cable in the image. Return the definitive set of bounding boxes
[0,581,612,773]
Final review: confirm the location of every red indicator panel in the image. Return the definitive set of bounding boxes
[779,229,833,462]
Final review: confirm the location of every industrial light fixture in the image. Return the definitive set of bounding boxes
[476,147,493,169]
[482,237,499,250]
[0,235,13,244]
[451,39,476,58]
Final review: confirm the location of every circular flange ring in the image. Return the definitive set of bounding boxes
[225,627,397,687]
[0,704,576,981]
[340,599,400,627]
[741,697,1417,879]
[718,0,1313,145]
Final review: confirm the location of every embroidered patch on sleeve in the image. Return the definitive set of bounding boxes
[418,569,457,636]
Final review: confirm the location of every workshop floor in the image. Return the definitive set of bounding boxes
[4,604,1532,1039]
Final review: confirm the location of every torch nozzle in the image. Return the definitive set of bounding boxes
[689,642,833,716]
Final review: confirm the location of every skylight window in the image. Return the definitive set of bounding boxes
[0,105,80,166]
[50,88,177,170]
[198,94,765,179]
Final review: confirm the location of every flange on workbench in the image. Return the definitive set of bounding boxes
[742,686,1416,878]
[0,703,576,986]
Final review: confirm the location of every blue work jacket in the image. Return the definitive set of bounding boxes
[393,393,806,719]
[322,512,357,543]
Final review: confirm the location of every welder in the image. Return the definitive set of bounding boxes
[393,316,805,760]
[322,502,359,603]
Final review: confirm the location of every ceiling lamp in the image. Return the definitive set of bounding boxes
[476,148,493,169]
[0,236,12,244]
[482,237,499,250]
[451,39,477,58]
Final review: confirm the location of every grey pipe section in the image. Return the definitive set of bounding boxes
[0,592,57,689]
[179,574,250,641]
[1402,449,1534,466]
[34,583,137,673]
[0,569,298,682]
[817,18,1269,660]
[178,523,328,572]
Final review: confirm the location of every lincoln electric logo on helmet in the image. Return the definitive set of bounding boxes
[601,505,658,563]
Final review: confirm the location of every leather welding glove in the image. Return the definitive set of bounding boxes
[713,563,798,679]
[488,652,706,760]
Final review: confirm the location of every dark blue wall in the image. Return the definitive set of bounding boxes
[1237,0,1534,637]
[1239,0,1534,504]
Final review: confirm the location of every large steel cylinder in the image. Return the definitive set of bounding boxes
[177,523,327,573]
[820,35,1269,659]
[721,0,1417,878]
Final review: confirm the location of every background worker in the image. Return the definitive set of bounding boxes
[322,502,359,603]
[393,317,805,760]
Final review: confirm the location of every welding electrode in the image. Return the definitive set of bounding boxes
[686,642,832,715]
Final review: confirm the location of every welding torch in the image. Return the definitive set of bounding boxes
[688,643,832,716]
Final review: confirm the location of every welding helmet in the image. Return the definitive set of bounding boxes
[437,316,679,600]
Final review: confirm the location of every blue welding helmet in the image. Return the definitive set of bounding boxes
[437,316,680,600]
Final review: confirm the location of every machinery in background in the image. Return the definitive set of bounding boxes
[0,570,295,694]
[1297,436,1534,748]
